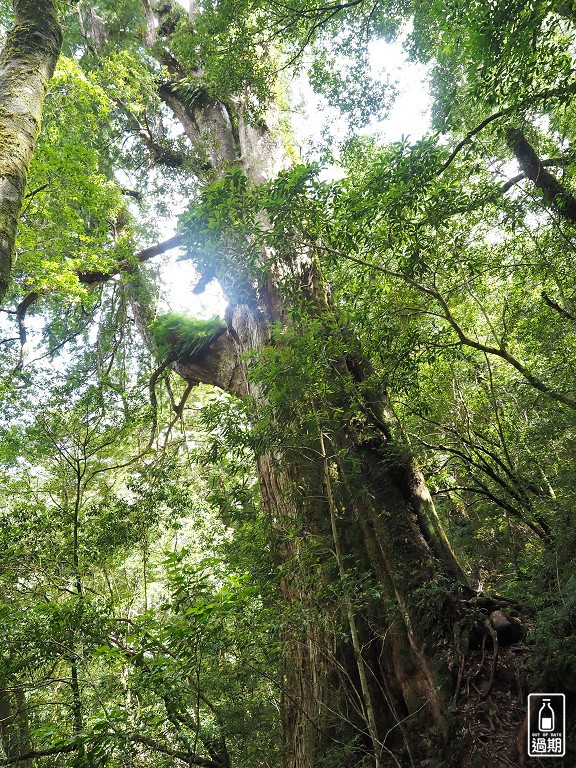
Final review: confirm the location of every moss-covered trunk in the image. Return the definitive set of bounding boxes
[0,0,62,299]
[224,292,526,767]
[157,251,525,764]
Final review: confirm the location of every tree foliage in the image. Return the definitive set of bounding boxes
[1,0,576,766]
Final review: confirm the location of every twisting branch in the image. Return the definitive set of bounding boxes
[438,83,576,174]
[83,358,170,484]
[411,432,550,540]
[129,734,223,767]
[500,157,572,193]
[439,110,515,174]
[319,245,576,410]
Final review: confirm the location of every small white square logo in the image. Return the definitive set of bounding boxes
[528,693,565,757]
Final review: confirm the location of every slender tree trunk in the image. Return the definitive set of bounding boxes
[69,469,86,762]
[0,0,62,299]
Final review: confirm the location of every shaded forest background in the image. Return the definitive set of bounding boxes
[0,1,575,767]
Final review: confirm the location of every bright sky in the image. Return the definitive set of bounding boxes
[371,37,431,143]
[160,8,431,317]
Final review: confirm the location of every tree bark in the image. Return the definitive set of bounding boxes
[0,687,32,768]
[507,127,576,222]
[0,0,62,300]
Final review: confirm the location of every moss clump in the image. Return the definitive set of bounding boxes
[151,313,225,361]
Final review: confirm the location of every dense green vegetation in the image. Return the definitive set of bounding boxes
[0,1,575,766]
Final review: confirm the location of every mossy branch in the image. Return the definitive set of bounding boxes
[150,314,227,362]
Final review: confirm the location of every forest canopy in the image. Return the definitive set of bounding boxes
[0,1,575,767]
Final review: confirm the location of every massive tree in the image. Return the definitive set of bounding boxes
[83,3,531,767]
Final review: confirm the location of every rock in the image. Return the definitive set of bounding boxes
[490,610,525,645]
[490,610,511,631]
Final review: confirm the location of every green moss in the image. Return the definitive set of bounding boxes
[4,1,62,64]
[151,313,225,361]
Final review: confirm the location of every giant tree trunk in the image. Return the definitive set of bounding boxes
[126,5,529,764]
[221,292,467,768]
[0,0,62,300]
[167,243,528,767]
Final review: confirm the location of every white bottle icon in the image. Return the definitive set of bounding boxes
[539,699,555,731]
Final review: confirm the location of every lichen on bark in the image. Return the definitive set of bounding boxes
[0,0,62,300]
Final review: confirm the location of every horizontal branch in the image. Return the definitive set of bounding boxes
[0,743,75,765]
[130,734,222,767]
[135,234,184,262]
[77,234,184,284]
[0,734,221,768]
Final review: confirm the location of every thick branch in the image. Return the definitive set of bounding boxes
[157,82,237,176]
[14,290,38,370]
[438,83,576,174]
[0,743,75,765]
[500,157,572,193]
[171,328,244,396]
[77,235,184,284]
[124,265,244,397]
[541,290,576,321]
[120,187,143,201]
[506,128,576,222]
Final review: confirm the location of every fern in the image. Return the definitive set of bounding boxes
[151,314,225,361]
